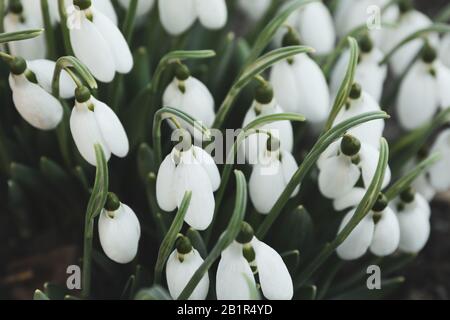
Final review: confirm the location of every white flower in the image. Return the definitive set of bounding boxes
[404,158,436,201]
[241,84,293,164]
[69,2,133,82]
[216,223,293,300]
[281,2,336,55]
[337,197,400,260]
[8,58,66,130]
[166,236,209,300]
[118,0,154,21]
[318,135,391,200]
[332,84,385,148]
[439,33,450,68]
[270,53,330,123]
[4,3,46,60]
[70,87,129,166]
[158,0,227,36]
[429,129,450,192]
[162,64,215,132]
[237,0,271,22]
[330,36,387,103]
[397,48,450,130]
[156,141,221,230]
[249,137,298,214]
[98,199,141,264]
[394,190,431,253]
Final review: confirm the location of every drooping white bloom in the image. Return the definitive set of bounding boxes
[281,2,336,55]
[397,50,450,130]
[404,158,436,201]
[241,85,293,164]
[68,3,133,82]
[332,84,385,148]
[330,37,387,102]
[98,201,141,264]
[249,137,298,214]
[156,142,220,230]
[162,65,215,132]
[166,237,209,300]
[70,89,129,165]
[394,191,431,253]
[439,33,450,68]
[158,0,227,36]
[317,136,391,200]
[237,0,271,22]
[429,129,450,192]
[270,53,330,123]
[337,201,400,260]
[8,58,67,130]
[216,227,293,300]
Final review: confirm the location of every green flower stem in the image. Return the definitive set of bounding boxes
[205,113,306,244]
[40,0,56,59]
[294,139,389,289]
[82,144,109,298]
[178,170,247,300]
[154,191,192,285]
[436,3,450,22]
[212,45,314,129]
[0,29,44,44]
[257,111,389,239]
[58,0,74,55]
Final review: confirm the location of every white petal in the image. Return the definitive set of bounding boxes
[159,0,197,35]
[93,0,118,25]
[166,249,209,300]
[397,61,439,130]
[439,33,450,68]
[216,242,256,300]
[436,62,450,108]
[156,153,178,212]
[9,74,63,130]
[92,8,133,74]
[270,60,301,114]
[70,13,116,82]
[237,0,271,21]
[412,172,436,201]
[370,207,400,256]
[317,140,340,170]
[429,129,450,191]
[192,146,221,191]
[27,59,76,99]
[119,0,155,15]
[333,187,366,211]
[280,150,299,196]
[336,209,374,260]
[92,97,129,158]
[98,203,141,264]
[70,102,111,166]
[359,144,391,189]
[318,155,360,199]
[253,238,293,300]
[195,0,227,30]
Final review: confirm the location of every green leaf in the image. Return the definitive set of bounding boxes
[44,283,68,300]
[154,191,192,284]
[120,275,136,300]
[257,111,389,239]
[178,170,247,300]
[33,289,50,300]
[41,0,56,59]
[281,250,300,275]
[294,285,317,300]
[294,139,390,289]
[331,277,405,300]
[0,29,44,44]
[213,45,314,129]
[135,286,172,300]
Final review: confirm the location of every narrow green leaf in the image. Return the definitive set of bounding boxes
[281,250,300,274]
[135,286,172,300]
[294,285,317,300]
[0,29,43,43]
[41,0,56,59]
[331,277,405,300]
[33,289,50,300]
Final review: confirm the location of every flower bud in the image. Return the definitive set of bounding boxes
[372,193,388,212]
[9,57,27,75]
[400,187,415,204]
[340,134,361,157]
[74,0,92,10]
[348,83,362,100]
[254,81,274,104]
[421,43,437,64]
[236,221,254,244]
[176,236,193,256]
[75,85,91,103]
[358,34,373,54]
[105,192,121,212]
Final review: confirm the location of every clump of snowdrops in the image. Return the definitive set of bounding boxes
[1,0,450,300]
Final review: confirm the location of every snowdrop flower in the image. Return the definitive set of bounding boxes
[216,222,293,300]
[332,83,385,148]
[439,33,450,68]
[8,57,64,130]
[270,29,330,123]
[428,129,450,192]
[237,0,271,22]
[162,63,215,133]
[70,86,129,166]
[380,1,438,76]
[68,0,133,82]
[280,1,335,55]
[394,188,431,253]
[119,0,154,21]
[241,81,293,164]
[4,0,46,60]
[98,193,141,264]
[159,0,227,36]
[249,136,299,214]
[337,193,400,260]
[397,44,450,130]
[331,35,387,103]
[403,156,436,201]
[156,131,220,230]
[166,236,209,300]
[318,135,391,200]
